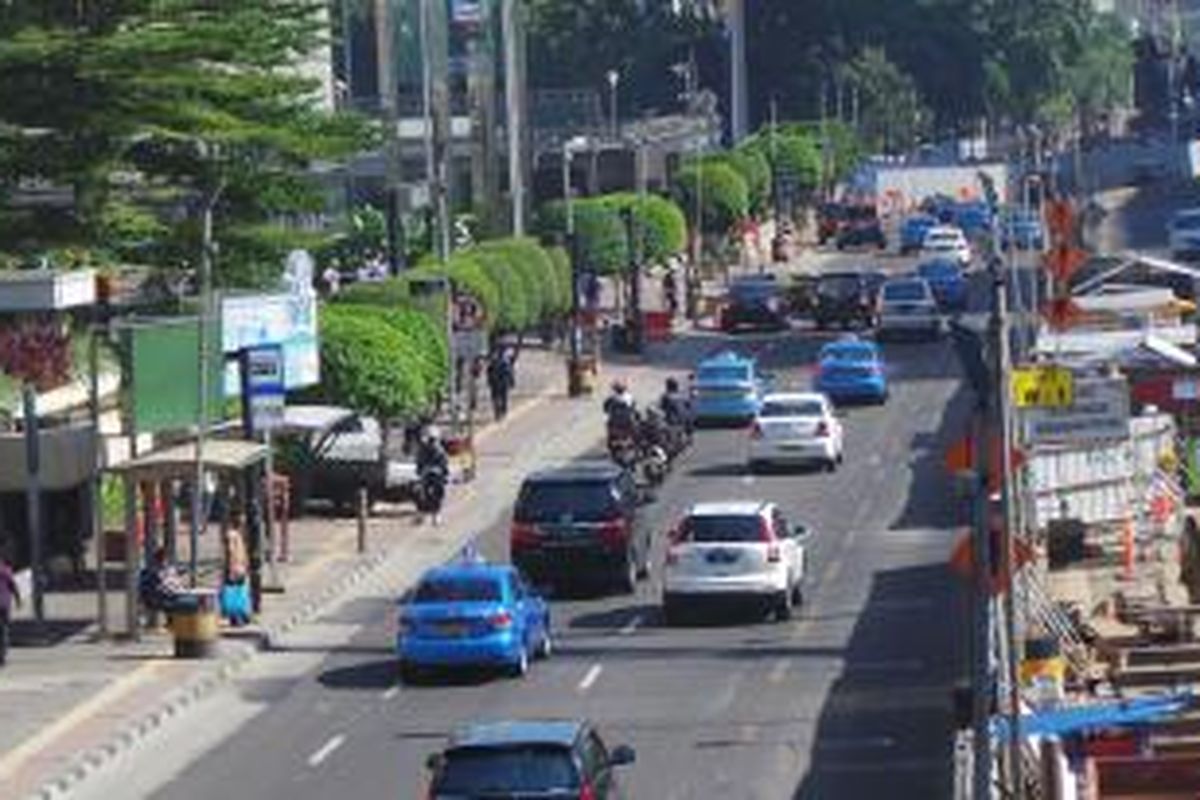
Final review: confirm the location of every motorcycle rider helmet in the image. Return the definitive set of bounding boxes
[611,379,627,394]
[665,377,679,393]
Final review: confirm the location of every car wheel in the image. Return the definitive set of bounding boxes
[508,645,530,678]
[399,661,422,685]
[662,595,683,626]
[774,589,794,622]
[824,458,837,473]
[747,459,761,475]
[791,582,805,606]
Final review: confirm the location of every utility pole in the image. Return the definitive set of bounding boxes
[501,0,525,235]
[727,0,748,143]
[374,0,403,274]
[769,95,780,219]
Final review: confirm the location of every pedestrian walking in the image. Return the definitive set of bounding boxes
[219,518,252,627]
[0,550,21,667]
[486,347,514,421]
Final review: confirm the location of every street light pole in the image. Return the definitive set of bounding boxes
[563,136,588,394]
[606,69,620,140]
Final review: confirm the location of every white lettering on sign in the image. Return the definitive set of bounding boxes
[1021,378,1130,445]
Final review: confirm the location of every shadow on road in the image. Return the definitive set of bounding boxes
[791,562,964,799]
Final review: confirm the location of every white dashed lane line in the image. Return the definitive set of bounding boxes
[307,734,346,769]
[578,664,603,692]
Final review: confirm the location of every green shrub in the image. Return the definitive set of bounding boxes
[476,239,546,325]
[711,148,772,217]
[316,305,432,419]
[546,246,573,313]
[597,193,687,265]
[534,199,628,275]
[344,305,448,405]
[672,161,750,234]
[471,247,531,331]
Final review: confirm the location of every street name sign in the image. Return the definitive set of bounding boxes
[1022,377,1130,445]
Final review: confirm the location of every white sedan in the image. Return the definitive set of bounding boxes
[747,392,843,472]
[922,225,972,267]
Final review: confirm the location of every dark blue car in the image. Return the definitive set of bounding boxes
[397,562,551,681]
[899,214,937,254]
[916,259,968,312]
[953,202,992,237]
[815,337,888,404]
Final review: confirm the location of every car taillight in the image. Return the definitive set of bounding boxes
[599,518,628,549]
[510,521,538,550]
[580,780,597,800]
[488,611,513,629]
[815,420,829,437]
[750,421,764,439]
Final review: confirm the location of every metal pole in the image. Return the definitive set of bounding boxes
[971,414,994,800]
[22,384,44,627]
[375,0,402,274]
[501,0,525,235]
[770,95,779,220]
[565,145,581,367]
[192,168,220,588]
[89,324,107,635]
[728,0,748,143]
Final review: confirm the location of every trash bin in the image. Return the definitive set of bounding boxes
[171,589,219,659]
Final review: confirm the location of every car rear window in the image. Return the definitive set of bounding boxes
[883,282,927,301]
[817,275,861,296]
[515,480,619,522]
[918,262,959,279]
[436,746,579,793]
[1173,213,1200,230]
[698,365,750,382]
[413,577,502,603]
[761,400,823,417]
[681,515,764,543]
[730,283,776,303]
[822,345,874,362]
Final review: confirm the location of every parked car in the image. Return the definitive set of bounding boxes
[813,271,875,330]
[916,258,968,312]
[953,201,992,237]
[816,202,847,245]
[1001,211,1045,251]
[396,562,551,681]
[1168,209,1200,261]
[877,277,942,341]
[921,225,972,267]
[273,405,417,515]
[748,392,844,472]
[899,214,938,254]
[722,275,788,332]
[425,720,636,799]
[510,462,652,593]
[690,350,766,426]
[662,501,809,624]
[815,337,888,405]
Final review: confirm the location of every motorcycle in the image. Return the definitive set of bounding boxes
[414,464,448,515]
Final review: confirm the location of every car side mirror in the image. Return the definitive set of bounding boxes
[609,745,637,767]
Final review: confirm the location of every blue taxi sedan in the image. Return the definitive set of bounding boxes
[691,350,765,426]
[397,562,551,682]
[814,337,888,404]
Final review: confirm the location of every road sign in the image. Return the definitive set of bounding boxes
[1011,365,1074,408]
[1022,377,1130,445]
[243,345,286,433]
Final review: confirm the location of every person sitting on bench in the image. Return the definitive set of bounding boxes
[139,547,200,615]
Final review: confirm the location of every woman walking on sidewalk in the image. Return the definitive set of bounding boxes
[1,550,23,667]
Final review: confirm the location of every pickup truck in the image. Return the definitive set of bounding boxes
[275,405,418,515]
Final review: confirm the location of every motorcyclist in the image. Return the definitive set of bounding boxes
[604,380,639,465]
[415,425,450,526]
[658,377,691,431]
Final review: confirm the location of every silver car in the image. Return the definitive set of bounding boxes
[877,277,942,341]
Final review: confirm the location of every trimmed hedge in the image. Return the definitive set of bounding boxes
[672,161,750,233]
[596,193,687,265]
[534,199,628,275]
[316,304,432,420]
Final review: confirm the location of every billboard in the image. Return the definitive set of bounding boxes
[221,290,319,395]
[122,317,224,434]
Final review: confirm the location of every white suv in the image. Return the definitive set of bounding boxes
[662,501,808,624]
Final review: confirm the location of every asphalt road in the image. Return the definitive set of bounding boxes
[72,252,974,800]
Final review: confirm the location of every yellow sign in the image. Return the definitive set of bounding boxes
[1012,366,1074,408]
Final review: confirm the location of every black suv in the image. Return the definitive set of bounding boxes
[426,719,636,799]
[721,276,788,332]
[813,271,875,330]
[510,463,652,592]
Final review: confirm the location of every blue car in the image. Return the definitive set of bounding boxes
[815,337,888,404]
[916,259,968,312]
[954,202,992,237]
[691,350,764,426]
[899,214,937,254]
[397,562,551,681]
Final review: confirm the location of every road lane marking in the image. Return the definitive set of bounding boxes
[823,556,844,584]
[578,664,603,692]
[307,733,346,768]
[382,686,399,701]
[618,614,643,635]
[740,474,755,486]
[768,658,792,684]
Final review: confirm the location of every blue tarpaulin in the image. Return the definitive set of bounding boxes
[992,691,1194,742]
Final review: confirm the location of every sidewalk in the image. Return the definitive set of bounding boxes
[0,343,675,800]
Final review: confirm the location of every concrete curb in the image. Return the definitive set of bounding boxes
[25,544,395,800]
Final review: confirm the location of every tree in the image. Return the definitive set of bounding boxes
[0,1,371,284]
[672,161,749,235]
[709,149,772,217]
[741,131,821,200]
[535,199,629,275]
[596,193,687,264]
[844,47,929,154]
